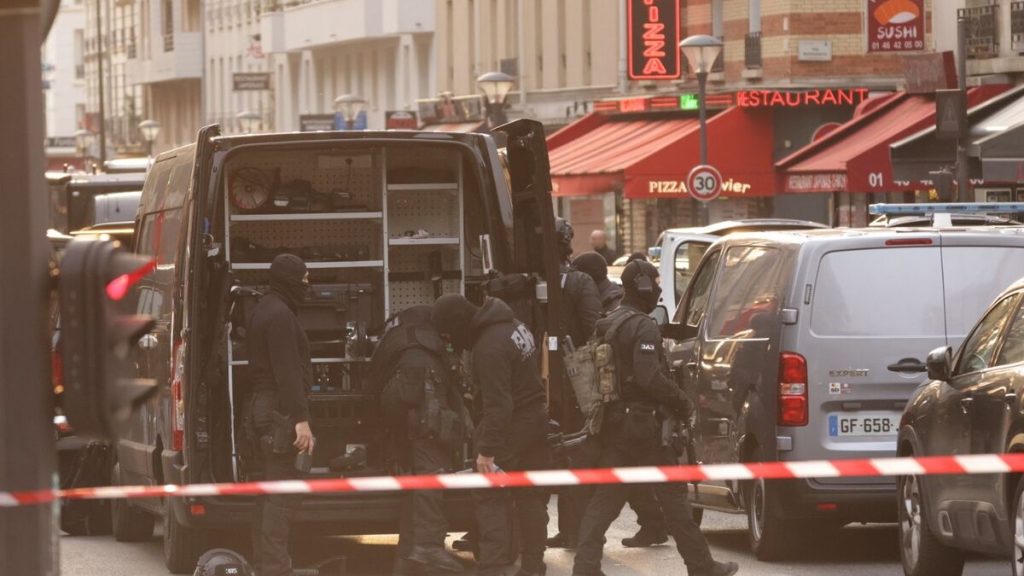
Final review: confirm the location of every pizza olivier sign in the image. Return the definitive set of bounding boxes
[867,0,925,53]
[627,0,682,80]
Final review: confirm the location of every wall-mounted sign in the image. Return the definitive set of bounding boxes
[627,0,682,80]
[417,95,485,125]
[786,173,849,193]
[867,0,925,53]
[737,88,870,108]
[798,40,833,62]
[902,51,957,94]
[233,72,271,91]
[299,114,336,132]
[680,94,700,110]
[334,110,368,131]
[935,89,966,140]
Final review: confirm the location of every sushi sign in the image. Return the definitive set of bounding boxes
[868,0,925,53]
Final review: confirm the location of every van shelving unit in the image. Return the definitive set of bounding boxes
[222,147,465,481]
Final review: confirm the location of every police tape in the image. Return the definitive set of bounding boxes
[4,453,1024,507]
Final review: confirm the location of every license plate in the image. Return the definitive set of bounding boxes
[828,412,899,437]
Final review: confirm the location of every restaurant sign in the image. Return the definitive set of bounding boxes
[868,0,925,53]
[627,0,681,80]
[737,88,870,108]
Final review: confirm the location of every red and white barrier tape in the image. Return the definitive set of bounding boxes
[4,453,1024,508]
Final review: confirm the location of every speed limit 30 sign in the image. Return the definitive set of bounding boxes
[687,164,722,202]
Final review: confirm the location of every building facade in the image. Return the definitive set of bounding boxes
[84,0,147,158]
[44,0,89,168]
[205,0,272,134]
[259,0,436,132]
[126,0,203,153]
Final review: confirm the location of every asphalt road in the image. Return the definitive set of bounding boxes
[60,505,1007,576]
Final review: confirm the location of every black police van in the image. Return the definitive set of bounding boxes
[105,122,563,572]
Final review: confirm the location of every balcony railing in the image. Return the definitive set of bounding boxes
[1012,2,1024,53]
[163,33,174,52]
[745,31,762,69]
[959,5,999,59]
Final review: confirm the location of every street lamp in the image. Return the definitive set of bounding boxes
[680,34,723,225]
[138,119,160,158]
[333,94,367,130]
[477,71,515,128]
[236,110,261,134]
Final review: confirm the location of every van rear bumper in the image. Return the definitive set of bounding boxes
[167,492,475,534]
[771,477,897,523]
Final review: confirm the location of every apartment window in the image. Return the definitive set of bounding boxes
[74,29,85,79]
[163,0,174,52]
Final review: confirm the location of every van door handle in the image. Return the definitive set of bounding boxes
[960,396,974,414]
[887,358,927,374]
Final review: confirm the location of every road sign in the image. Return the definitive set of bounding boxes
[687,164,723,202]
[936,88,966,140]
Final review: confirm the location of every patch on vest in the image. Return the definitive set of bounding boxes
[639,342,656,353]
[511,324,537,359]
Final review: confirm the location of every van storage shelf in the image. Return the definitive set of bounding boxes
[230,358,371,366]
[230,212,383,222]
[231,261,384,270]
[388,237,460,246]
[387,183,458,193]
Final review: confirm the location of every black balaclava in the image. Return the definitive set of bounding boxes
[269,253,308,312]
[620,260,661,314]
[572,251,608,283]
[432,294,481,352]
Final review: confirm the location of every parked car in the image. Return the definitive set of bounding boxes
[897,277,1024,576]
[46,170,145,233]
[660,225,1024,560]
[102,121,563,573]
[647,219,827,318]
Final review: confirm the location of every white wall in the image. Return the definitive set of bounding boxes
[45,0,87,138]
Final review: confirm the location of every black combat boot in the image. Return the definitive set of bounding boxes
[689,560,739,576]
[621,527,668,548]
[407,545,464,573]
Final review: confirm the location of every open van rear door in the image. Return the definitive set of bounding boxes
[177,124,221,481]
[493,120,567,415]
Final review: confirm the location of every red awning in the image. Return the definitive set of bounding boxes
[549,107,776,199]
[777,86,1009,194]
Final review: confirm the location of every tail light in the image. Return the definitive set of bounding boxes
[778,352,808,427]
[171,340,186,451]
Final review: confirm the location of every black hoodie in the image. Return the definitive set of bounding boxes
[469,298,548,459]
[248,255,312,422]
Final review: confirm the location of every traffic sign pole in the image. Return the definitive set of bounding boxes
[0,2,57,574]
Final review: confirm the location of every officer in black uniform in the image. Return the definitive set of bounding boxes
[245,254,315,576]
[546,220,603,549]
[432,294,550,576]
[370,305,465,575]
[572,261,739,576]
[569,251,669,549]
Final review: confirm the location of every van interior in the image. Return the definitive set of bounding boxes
[206,142,491,483]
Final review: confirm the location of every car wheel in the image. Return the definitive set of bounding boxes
[110,464,154,542]
[1012,475,1024,576]
[746,477,791,561]
[897,474,964,576]
[163,506,208,574]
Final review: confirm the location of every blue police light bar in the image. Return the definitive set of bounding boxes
[869,203,1024,215]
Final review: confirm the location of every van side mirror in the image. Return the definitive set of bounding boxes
[650,305,669,327]
[926,346,953,382]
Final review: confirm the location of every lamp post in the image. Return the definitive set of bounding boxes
[138,119,160,158]
[333,94,367,130]
[74,128,93,170]
[680,34,723,225]
[236,110,261,134]
[476,71,516,129]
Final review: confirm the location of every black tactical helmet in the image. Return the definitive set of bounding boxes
[554,217,574,247]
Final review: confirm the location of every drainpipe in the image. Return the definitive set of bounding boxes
[517,0,527,107]
[618,0,627,94]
